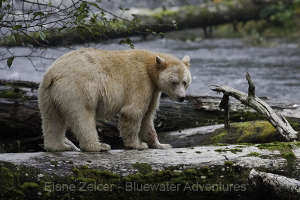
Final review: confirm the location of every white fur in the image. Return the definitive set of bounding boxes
[38,48,191,152]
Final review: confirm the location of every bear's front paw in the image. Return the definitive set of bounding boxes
[81,142,111,152]
[125,142,149,150]
[153,143,172,149]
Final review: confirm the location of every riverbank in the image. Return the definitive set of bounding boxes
[1,0,299,47]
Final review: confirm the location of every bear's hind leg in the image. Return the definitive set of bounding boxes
[67,110,111,152]
[42,105,76,152]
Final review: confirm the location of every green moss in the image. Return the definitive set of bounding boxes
[257,141,300,151]
[237,121,277,142]
[224,161,234,166]
[183,168,197,176]
[0,89,25,99]
[214,143,229,146]
[0,161,256,199]
[132,162,152,175]
[282,152,296,160]
[0,19,138,47]
[246,152,261,157]
[81,165,89,169]
[211,132,226,143]
[257,142,300,164]
[210,121,280,145]
[0,167,14,191]
[76,177,96,183]
[20,182,39,190]
[152,9,178,20]
[288,120,300,131]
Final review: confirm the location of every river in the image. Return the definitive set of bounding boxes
[0,36,300,103]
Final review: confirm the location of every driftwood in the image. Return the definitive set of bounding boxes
[249,169,300,199]
[211,73,298,141]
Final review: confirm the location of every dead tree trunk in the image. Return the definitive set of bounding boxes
[0,79,299,151]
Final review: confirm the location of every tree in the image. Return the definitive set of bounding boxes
[0,0,135,68]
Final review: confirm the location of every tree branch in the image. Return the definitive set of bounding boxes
[210,73,298,141]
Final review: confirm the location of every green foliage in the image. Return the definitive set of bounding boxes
[119,38,135,49]
[6,56,14,68]
[261,0,300,28]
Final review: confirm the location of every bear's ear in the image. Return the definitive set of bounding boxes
[182,55,190,67]
[156,56,166,69]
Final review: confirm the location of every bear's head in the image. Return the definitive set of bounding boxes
[156,55,191,102]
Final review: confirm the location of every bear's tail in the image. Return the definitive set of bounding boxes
[39,72,54,90]
[38,71,55,114]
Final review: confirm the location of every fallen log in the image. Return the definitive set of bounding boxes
[211,73,298,141]
[0,79,300,152]
[249,169,300,199]
[0,0,291,46]
[0,143,300,199]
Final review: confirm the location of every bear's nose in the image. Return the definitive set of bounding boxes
[178,97,185,102]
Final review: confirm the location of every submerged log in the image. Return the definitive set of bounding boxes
[0,143,300,199]
[0,79,299,152]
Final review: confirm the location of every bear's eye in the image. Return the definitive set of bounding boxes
[171,81,178,86]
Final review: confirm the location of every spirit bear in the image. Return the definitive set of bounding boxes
[38,48,191,152]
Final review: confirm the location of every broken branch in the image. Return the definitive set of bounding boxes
[210,73,298,141]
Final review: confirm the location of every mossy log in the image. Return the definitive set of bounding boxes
[0,142,300,199]
[1,79,300,152]
[0,0,291,46]
[159,120,290,147]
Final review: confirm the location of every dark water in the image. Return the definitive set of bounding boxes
[0,37,300,103]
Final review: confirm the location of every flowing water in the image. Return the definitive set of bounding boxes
[1,36,300,103]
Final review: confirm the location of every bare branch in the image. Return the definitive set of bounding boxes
[210,73,298,141]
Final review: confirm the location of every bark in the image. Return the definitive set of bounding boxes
[249,169,300,199]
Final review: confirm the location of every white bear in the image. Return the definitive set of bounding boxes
[38,48,191,152]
